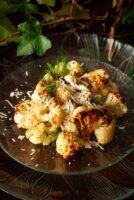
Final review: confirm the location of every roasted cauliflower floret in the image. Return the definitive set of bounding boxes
[32,81,48,101]
[56,85,71,104]
[43,72,54,82]
[106,80,119,93]
[14,100,48,129]
[94,118,116,144]
[82,69,109,93]
[105,92,127,116]
[67,60,84,76]
[56,132,82,159]
[54,59,69,77]
[48,100,64,126]
[25,122,56,145]
[61,117,78,133]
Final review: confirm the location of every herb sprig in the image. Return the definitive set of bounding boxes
[45,81,56,97]
[45,128,61,141]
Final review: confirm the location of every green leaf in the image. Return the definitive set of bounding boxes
[17,35,35,56]
[2,0,38,19]
[0,16,17,41]
[17,21,51,56]
[18,21,41,35]
[34,35,52,56]
[45,81,56,97]
[36,0,56,7]
[46,63,55,78]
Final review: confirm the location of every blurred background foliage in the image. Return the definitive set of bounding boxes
[0,0,133,56]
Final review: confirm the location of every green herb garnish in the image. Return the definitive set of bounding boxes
[54,58,69,77]
[91,95,106,105]
[46,63,56,79]
[45,81,56,97]
[45,128,61,141]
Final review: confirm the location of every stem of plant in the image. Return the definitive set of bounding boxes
[0,31,20,46]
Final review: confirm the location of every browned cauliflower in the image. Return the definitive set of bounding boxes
[56,132,82,159]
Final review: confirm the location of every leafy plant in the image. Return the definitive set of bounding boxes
[17,21,51,56]
[37,0,56,7]
[0,0,133,57]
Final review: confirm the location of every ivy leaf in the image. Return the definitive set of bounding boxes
[0,16,17,41]
[33,35,52,56]
[3,0,38,19]
[17,21,51,56]
[36,0,56,7]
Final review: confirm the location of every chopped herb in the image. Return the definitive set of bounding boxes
[91,95,105,105]
[45,81,56,97]
[45,128,61,141]
[84,68,89,73]
[46,63,56,79]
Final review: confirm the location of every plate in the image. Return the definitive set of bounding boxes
[0,33,134,200]
[0,34,134,176]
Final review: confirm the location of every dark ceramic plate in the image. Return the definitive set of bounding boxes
[0,34,134,176]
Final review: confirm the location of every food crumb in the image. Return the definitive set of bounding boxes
[118,125,125,130]
[68,162,71,166]
[21,148,26,151]
[17,135,25,140]
[11,138,16,143]
[25,71,29,76]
